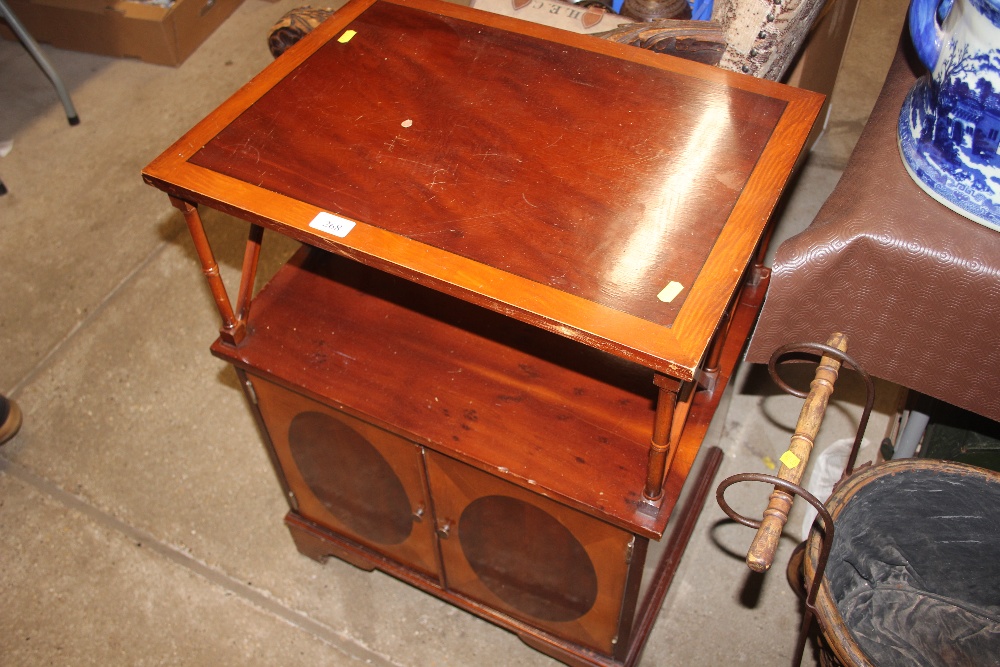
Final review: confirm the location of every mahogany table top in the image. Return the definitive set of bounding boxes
[143,0,822,379]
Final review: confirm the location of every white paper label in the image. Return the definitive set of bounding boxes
[309,212,356,238]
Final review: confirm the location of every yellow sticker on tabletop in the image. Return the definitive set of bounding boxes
[657,281,684,303]
[338,30,357,43]
[779,450,801,469]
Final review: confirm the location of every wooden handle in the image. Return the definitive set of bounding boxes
[746,333,848,572]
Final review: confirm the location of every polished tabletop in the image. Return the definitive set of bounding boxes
[143,0,822,378]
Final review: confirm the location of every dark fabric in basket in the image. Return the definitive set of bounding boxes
[826,468,1000,666]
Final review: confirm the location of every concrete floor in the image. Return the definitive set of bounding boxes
[0,0,909,664]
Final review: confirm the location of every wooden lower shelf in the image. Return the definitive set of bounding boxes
[213,246,765,537]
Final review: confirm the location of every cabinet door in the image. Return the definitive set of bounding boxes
[249,375,439,578]
[425,451,634,656]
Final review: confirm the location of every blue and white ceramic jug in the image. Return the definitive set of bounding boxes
[899,0,1000,231]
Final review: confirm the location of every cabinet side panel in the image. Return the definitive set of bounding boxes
[233,368,295,506]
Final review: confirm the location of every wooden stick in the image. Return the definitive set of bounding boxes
[169,196,245,345]
[643,375,683,500]
[746,333,847,572]
[235,223,265,324]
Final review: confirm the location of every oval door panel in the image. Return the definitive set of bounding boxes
[288,410,413,545]
[458,495,599,622]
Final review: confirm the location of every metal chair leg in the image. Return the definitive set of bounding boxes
[0,0,80,125]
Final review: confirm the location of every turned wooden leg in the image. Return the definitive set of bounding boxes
[235,223,265,324]
[644,375,684,501]
[169,197,264,345]
[170,196,244,344]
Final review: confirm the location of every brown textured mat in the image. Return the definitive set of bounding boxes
[746,37,1000,422]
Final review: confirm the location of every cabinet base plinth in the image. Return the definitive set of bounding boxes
[285,513,376,572]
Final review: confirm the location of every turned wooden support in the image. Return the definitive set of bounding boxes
[702,308,733,378]
[644,374,684,501]
[170,196,249,345]
[746,333,848,572]
[236,223,265,324]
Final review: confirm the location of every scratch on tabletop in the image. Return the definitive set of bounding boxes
[240,141,261,164]
[384,135,408,152]
[406,209,514,238]
[606,149,666,171]
[425,165,458,190]
[473,149,523,163]
[407,228,463,239]
[381,155,437,170]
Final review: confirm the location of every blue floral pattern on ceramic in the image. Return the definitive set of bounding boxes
[899,0,1000,231]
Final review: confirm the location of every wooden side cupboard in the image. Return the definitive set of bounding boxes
[142,1,822,664]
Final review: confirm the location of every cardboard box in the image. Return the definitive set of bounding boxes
[1,0,244,66]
